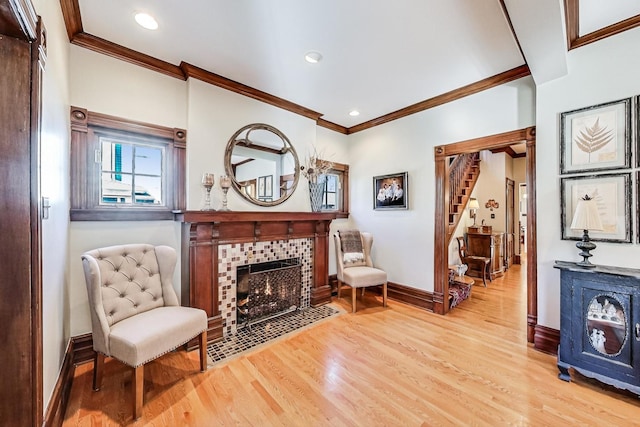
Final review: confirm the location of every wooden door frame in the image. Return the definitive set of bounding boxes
[505,177,515,269]
[434,127,538,342]
[0,1,44,424]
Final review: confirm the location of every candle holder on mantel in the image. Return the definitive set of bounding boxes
[220,175,231,211]
[201,173,215,211]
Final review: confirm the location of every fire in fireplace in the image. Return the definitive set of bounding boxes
[236,258,302,327]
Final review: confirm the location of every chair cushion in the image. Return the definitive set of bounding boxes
[339,230,366,267]
[109,306,207,367]
[342,266,387,288]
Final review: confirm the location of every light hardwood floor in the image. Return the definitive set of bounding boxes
[63,264,640,426]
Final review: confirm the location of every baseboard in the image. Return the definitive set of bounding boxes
[387,282,434,312]
[332,277,434,312]
[71,333,95,365]
[533,324,560,355]
[43,339,76,427]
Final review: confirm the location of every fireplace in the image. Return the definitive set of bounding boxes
[177,211,337,343]
[237,258,302,327]
[218,238,313,336]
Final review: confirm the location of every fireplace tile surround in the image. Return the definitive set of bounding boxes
[177,211,337,344]
[218,238,313,336]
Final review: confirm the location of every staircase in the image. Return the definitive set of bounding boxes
[447,152,481,244]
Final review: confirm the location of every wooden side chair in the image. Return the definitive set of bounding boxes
[334,231,388,312]
[81,244,208,419]
[456,236,491,287]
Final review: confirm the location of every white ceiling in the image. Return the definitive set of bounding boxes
[75,1,636,128]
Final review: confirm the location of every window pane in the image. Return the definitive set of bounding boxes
[135,145,163,176]
[101,172,133,204]
[135,176,163,205]
[326,174,337,192]
[99,137,164,206]
[324,193,337,209]
[321,173,340,211]
[101,139,133,176]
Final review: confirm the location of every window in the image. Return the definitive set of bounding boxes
[99,138,165,206]
[319,161,349,217]
[70,106,186,221]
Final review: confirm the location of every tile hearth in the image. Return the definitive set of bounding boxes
[206,305,341,366]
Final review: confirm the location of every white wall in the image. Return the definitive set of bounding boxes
[68,221,181,335]
[66,55,352,336]
[536,27,640,329]
[185,79,316,211]
[346,77,535,291]
[68,48,188,335]
[33,0,71,411]
[475,151,507,232]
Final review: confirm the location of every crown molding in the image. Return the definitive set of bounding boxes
[71,32,185,80]
[564,0,640,50]
[179,62,323,122]
[59,0,81,40]
[349,65,531,134]
[317,118,349,134]
[60,0,532,135]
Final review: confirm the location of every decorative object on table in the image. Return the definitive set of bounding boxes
[560,97,631,174]
[455,264,468,277]
[201,172,215,211]
[485,199,499,211]
[373,171,408,210]
[220,175,231,211]
[560,172,631,243]
[300,147,333,212]
[223,123,300,207]
[468,198,479,225]
[569,195,603,267]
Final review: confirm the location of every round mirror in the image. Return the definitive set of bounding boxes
[586,294,627,356]
[224,123,300,207]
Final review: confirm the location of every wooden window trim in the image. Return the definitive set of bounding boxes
[69,106,186,221]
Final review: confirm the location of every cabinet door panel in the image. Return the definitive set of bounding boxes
[570,276,637,381]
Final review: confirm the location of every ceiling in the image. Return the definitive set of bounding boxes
[71,1,640,131]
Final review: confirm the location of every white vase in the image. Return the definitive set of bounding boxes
[309,182,325,212]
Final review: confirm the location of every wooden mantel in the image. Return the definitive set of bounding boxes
[175,211,337,343]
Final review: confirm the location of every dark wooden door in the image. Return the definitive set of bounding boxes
[0,8,44,425]
[505,178,515,269]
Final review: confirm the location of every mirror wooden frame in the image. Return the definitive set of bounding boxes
[224,123,300,207]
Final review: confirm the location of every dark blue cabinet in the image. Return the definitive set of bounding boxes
[555,261,640,395]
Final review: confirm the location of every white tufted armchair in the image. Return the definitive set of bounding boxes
[81,244,208,419]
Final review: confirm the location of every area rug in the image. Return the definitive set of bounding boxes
[206,305,342,366]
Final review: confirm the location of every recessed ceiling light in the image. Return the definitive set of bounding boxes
[349,110,360,117]
[135,12,158,30]
[304,51,322,63]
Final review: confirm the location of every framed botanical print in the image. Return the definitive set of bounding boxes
[560,172,631,243]
[559,97,631,174]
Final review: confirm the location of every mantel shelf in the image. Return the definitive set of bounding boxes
[175,210,338,223]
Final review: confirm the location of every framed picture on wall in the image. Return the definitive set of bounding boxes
[559,97,631,174]
[560,172,631,243]
[373,172,408,210]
